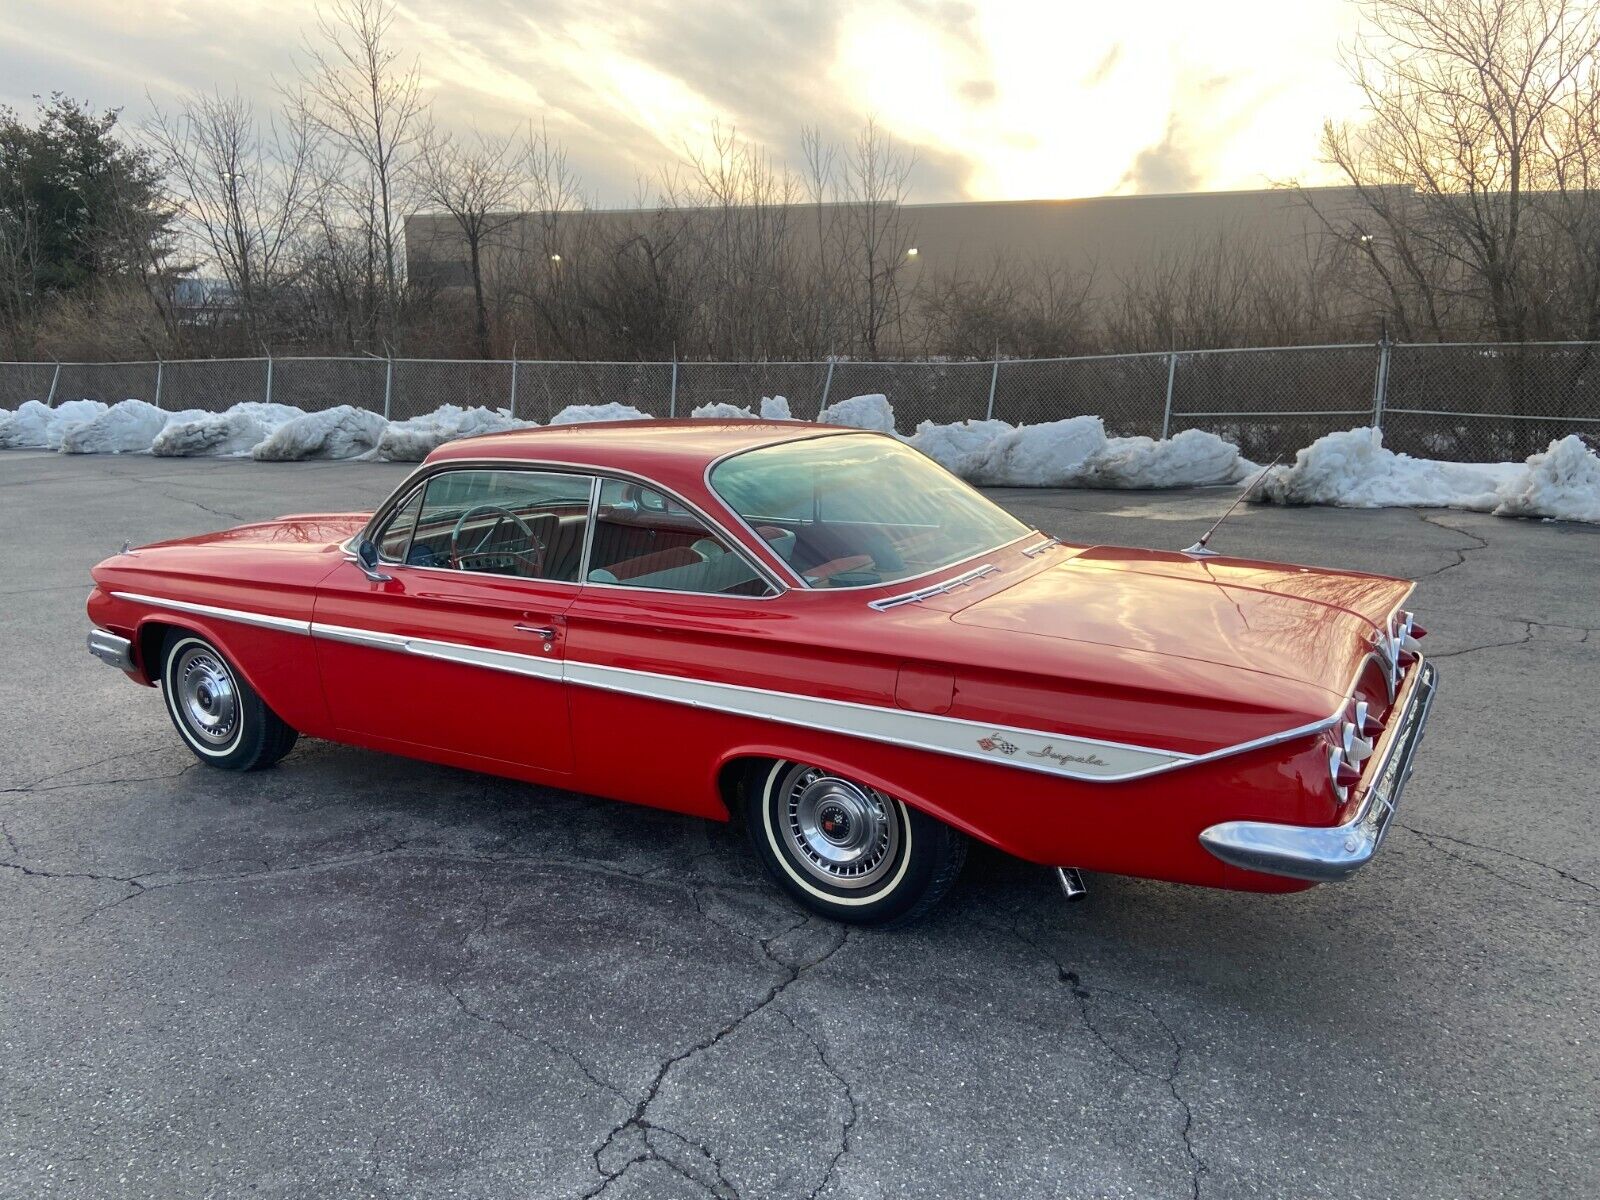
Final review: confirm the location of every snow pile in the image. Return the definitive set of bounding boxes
[0,399,108,449]
[252,405,389,461]
[910,419,1014,478]
[59,399,188,454]
[761,395,792,420]
[691,402,758,419]
[908,417,1248,489]
[152,403,306,458]
[549,402,652,425]
[1492,435,1600,523]
[1077,429,1250,489]
[819,392,896,433]
[374,405,528,462]
[1255,427,1519,511]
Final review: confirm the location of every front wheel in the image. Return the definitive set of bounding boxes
[160,632,298,771]
[742,760,967,927]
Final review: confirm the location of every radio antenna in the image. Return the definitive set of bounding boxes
[1181,454,1284,558]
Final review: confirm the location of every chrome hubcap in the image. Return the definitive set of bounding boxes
[780,764,900,889]
[174,646,238,745]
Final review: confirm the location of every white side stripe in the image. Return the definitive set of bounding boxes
[562,659,1186,781]
[110,591,1330,783]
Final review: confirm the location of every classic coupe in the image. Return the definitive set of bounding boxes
[85,421,1437,925]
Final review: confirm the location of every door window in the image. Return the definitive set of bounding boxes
[396,469,594,581]
[588,478,775,596]
[375,485,423,562]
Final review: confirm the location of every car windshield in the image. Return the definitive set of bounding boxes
[708,433,1031,588]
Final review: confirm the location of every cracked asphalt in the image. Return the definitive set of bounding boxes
[2,451,1597,1200]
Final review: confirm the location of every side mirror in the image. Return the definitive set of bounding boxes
[354,538,392,582]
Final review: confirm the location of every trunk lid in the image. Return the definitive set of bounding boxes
[950,546,1412,698]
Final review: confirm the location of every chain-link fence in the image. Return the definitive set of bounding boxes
[4,341,1598,461]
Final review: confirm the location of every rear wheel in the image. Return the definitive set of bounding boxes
[742,760,967,927]
[160,632,298,771]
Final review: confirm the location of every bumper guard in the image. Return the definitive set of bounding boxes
[87,628,136,673]
[1199,659,1438,883]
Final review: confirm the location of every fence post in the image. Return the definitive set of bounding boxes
[153,357,164,409]
[1161,351,1178,440]
[382,354,394,420]
[669,355,678,418]
[1372,334,1393,429]
[508,357,519,420]
[264,355,274,406]
[818,358,835,421]
[46,361,61,408]
[985,357,1000,421]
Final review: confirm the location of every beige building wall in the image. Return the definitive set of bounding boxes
[405,186,1378,293]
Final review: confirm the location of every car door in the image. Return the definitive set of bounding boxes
[562,477,800,815]
[312,466,596,773]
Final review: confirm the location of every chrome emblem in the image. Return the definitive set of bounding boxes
[978,734,1019,756]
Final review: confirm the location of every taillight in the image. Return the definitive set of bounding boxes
[1328,744,1363,801]
[1354,700,1385,739]
[1341,721,1374,764]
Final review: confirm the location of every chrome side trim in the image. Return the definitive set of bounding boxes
[311,622,564,682]
[107,592,1352,784]
[110,591,312,636]
[86,628,135,671]
[1200,659,1438,882]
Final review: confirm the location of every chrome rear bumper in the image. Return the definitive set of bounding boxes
[87,628,136,672]
[1200,659,1438,883]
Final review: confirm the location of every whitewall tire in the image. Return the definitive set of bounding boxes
[743,759,967,927]
[160,632,298,771]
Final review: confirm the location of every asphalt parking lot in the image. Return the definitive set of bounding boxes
[2,451,1597,1200]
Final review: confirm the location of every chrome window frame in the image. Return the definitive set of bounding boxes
[354,457,789,600]
[702,429,1036,592]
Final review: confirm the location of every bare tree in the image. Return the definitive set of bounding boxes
[1324,0,1600,341]
[415,125,521,357]
[148,90,318,345]
[289,0,425,342]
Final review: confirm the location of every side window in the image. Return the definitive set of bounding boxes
[404,469,593,581]
[588,479,775,597]
[375,485,423,562]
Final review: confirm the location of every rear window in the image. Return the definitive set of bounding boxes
[709,433,1029,588]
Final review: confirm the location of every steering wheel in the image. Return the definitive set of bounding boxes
[449,504,545,575]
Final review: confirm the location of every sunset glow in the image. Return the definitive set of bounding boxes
[1,0,1371,202]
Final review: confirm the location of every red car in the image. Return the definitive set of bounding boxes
[85,422,1437,926]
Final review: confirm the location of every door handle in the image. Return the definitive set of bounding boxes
[514,624,557,639]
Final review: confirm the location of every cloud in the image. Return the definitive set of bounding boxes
[0,0,1367,203]
[1123,115,1200,194]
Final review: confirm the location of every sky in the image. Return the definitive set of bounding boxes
[0,0,1371,204]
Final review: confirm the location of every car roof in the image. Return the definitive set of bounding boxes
[424,419,869,494]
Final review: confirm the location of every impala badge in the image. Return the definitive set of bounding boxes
[978,734,1019,756]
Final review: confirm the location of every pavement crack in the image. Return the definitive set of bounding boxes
[1011,919,1207,1200]
[1423,620,1536,659]
[439,890,628,1101]
[1412,512,1489,579]
[1400,824,1598,905]
[774,1006,860,1200]
[152,489,250,525]
[580,921,850,1200]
